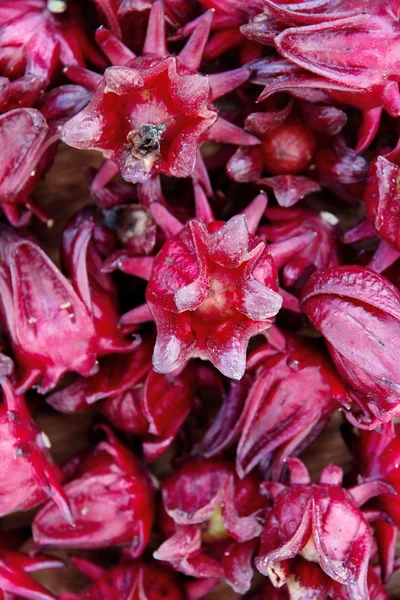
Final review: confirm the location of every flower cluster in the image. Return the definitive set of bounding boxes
[0,1,399,599]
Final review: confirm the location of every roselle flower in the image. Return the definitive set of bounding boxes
[106,190,283,379]
[0,0,103,89]
[0,549,63,600]
[33,428,154,554]
[0,377,70,521]
[235,335,346,479]
[300,266,400,427]
[0,226,99,393]
[59,557,183,600]
[62,0,258,185]
[267,2,400,121]
[259,206,340,289]
[154,457,266,593]
[256,459,392,599]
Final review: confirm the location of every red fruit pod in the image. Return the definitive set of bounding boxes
[300,266,400,426]
[236,336,345,479]
[256,459,391,599]
[146,215,282,380]
[32,430,155,554]
[62,1,258,185]
[62,58,217,183]
[0,226,99,394]
[154,458,266,593]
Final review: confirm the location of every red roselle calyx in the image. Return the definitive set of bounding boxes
[235,335,346,479]
[62,0,258,184]
[0,223,138,394]
[256,459,393,599]
[107,191,283,380]
[146,213,282,379]
[154,457,266,593]
[33,428,155,554]
[300,266,400,427]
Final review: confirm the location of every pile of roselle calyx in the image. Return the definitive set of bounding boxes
[1,0,400,598]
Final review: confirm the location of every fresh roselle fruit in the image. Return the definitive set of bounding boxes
[235,335,346,479]
[107,190,318,379]
[33,428,154,555]
[256,459,392,599]
[154,457,266,593]
[145,212,282,379]
[300,266,400,427]
[0,224,139,394]
[62,1,258,184]
[106,191,283,380]
[0,226,98,394]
